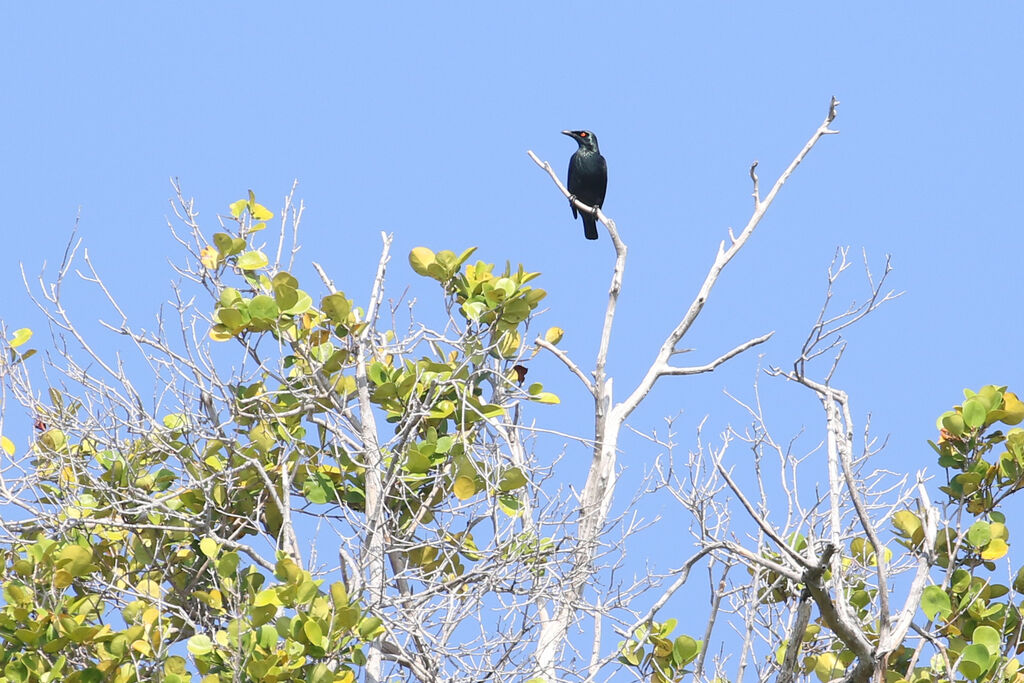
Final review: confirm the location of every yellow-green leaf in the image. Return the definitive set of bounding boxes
[250,203,274,221]
[0,435,14,455]
[498,467,527,491]
[10,328,32,348]
[814,652,843,682]
[409,247,436,276]
[303,618,323,644]
[237,250,268,270]
[187,634,213,655]
[921,585,952,620]
[199,537,219,559]
[544,327,564,345]
[358,616,384,639]
[453,475,477,500]
[981,538,1009,560]
[56,546,93,576]
[992,392,1024,425]
[973,625,1001,655]
[137,579,162,599]
[321,293,351,322]
[209,324,234,342]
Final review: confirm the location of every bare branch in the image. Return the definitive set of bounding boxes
[658,332,774,377]
[616,98,840,424]
[534,337,595,396]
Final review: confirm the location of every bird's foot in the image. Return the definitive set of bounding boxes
[567,193,577,206]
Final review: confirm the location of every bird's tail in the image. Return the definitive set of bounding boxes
[583,215,599,240]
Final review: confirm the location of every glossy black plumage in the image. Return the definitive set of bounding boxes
[563,130,607,240]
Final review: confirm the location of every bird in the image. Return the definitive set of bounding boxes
[563,130,607,240]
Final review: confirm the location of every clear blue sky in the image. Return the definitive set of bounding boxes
[2,0,1022,654]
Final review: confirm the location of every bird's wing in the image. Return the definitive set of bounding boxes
[567,157,579,218]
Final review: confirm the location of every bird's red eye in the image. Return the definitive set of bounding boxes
[579,132,588,137]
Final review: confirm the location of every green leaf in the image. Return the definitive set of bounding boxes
[963,397,987,429]
[501,298,531,323]
[972,625,1000,655]
[237,250,269,270]
[213,232,235,255]
[544,326,564,345]
[357,616,384,639]
[218,552,239,578]
[303,618,324,644]
[217,307,244,330]
[253,588,281,607]
[958,643,992,679]
[219,287,243,307]
[321,293,352,322]
[493,277,516,298]
[56,546,93,576]
[249,295,280,320]
[303,471,334,504]
[229,199,247,218]
[967,521,992,548]
[273,284,298,311]
[283,290,313,315]
[163,413,186,430]
[308,663,333,683]
[673,635,700,666]
[5,661,29,683]
[921,585,952,620]
[462,300,487,321]
[498,494,521,516]
[187,634,213,655]
[498,467,527,491]
[524,288,546,305]
[941,412,966,437]
[405,450,432,474]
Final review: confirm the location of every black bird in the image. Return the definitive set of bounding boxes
[563,130,607,240]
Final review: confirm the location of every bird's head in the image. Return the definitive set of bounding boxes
[562,129,600,152]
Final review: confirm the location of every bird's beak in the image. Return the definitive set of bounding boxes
[561,130,573,137]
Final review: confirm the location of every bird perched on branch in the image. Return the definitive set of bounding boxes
[563,129,607,240]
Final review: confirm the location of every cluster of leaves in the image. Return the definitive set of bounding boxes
[409,246,556,364]
[931,386,1024,517]
[0,379,375,681]
[0,193,566,680]
[0,530,372,683]
[185,556,379,683]
[887,386,1024,682]
[616,619,702,683]
[779,387,1024,683]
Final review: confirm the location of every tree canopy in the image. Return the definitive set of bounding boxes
[2,102,1024,683]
